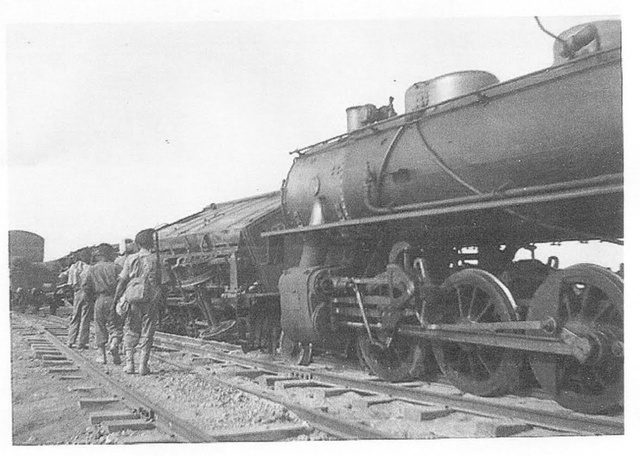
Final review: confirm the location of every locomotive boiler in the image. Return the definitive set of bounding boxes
[265,20,623,414]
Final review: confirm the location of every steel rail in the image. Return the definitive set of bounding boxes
[32,320,219,443]
[153,331,623,436]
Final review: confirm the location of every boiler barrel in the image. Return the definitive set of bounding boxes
[282,49,622,239]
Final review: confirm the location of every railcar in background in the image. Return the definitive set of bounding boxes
[8,230,64,313]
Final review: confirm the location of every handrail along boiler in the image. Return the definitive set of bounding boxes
[264,20,623,415]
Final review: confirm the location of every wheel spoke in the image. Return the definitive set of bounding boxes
[579,284,595,319]
[466,352,479,377]
[475,350,494,374]
[592,300,613,323]
[456,286,464,318]
[473,301,492,322]
[561,293,573,320]
[467,286,479,318]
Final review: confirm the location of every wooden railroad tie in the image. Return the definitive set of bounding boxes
[105,419,156,433]
[49,367,80,374]
[42,360,74,367]
[58,375,84,380]
[258,375,293,388]
[90,411,139,425]
[78,397,119,408]
[310,387,352,399]
[34,351,64,359]
[474,419,533,437]
[209,423,312,442]
[353,395,394,409]
[274,380,329,392]
[403,404,453,421]
[68,385,101,393]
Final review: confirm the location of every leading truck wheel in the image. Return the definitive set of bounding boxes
[433,269,522,396]
[357,332,425,382]
[527,264,623,415]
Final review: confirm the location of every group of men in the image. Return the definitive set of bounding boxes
[66,229,163,376]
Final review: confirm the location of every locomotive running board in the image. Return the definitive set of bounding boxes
[262,173,623,238]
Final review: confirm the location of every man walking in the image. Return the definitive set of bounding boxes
[115,238,136,269]
[82,243,122,364]
[113,229,163,375]
[67,248,92,349]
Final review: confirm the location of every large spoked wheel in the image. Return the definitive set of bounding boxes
[357,332,425,382]
[433,269,522,396]
[527,264,623,414]
[278,333,312,366]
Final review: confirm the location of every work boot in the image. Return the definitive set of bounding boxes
[109,339,121,365]
[123,349,136,374]
[95,346,107,364]
[139,347,151,376]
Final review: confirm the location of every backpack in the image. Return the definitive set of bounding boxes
[123,255,157,305]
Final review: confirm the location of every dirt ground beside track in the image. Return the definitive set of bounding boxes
[10,311,327,445]
[11,324,95,445]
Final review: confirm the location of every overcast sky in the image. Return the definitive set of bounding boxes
[3,3,626,270]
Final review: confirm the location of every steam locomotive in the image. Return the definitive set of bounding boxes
[258,19,623,416]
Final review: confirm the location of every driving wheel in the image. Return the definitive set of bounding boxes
[527,264,623,414]
[433,268,522,396]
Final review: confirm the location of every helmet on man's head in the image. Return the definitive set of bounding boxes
[135,229,155,251]
[76,248,92,264]
[96,243,115,260]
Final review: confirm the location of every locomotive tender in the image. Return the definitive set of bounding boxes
[262,20,623,415]
[156,192,297,350]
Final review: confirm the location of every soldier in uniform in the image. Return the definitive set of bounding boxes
[115,238,136,269]
[82,243,122,364]
[67,248,92,349]
[113,229,163,375]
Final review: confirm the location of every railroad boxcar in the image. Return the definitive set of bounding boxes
[264,20,623,414]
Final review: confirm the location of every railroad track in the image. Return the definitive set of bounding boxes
[37,314,390,439]
[11,313,215,443]
[151,331,623,437]
[37,313,623,438]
